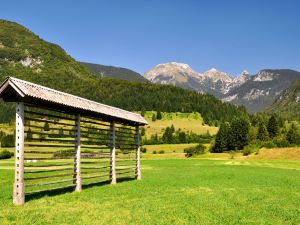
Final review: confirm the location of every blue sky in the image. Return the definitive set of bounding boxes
[1,0,300,75]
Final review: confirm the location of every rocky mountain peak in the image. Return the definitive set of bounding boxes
[202,68,232,82]
[144,62,199,84]
[144,62,300,113]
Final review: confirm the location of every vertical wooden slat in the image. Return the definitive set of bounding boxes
[13,102,25,205]
[75,114,82,192]
[135,126,141,180]
[110,122,116,184]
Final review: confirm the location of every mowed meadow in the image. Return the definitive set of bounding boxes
[1,152,300,225]
[142,112,218,138]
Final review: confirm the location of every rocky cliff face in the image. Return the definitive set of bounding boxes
[144,63,300,112]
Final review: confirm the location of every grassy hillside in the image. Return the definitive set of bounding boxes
[0,159,299,224]
[80,61,148,82]
[266,79,300,120]
[0,19,248,125]
[143,112,218,138]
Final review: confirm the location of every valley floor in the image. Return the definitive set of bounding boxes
[0,156,300,225]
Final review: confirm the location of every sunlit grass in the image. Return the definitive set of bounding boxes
[142,111,218,138]
[0,158,300,225]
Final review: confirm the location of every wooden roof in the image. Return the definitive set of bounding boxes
[0,77,148,126]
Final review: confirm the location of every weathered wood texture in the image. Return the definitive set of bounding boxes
[8,99,143,205]
[13,102,25,206]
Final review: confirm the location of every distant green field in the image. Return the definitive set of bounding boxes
[0,123,14,134]
[142,111,218,138]
[0,158,299,225]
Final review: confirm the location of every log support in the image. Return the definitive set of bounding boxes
[110,122,116,184]
[135,126,141,180]
[13,102,25,205]
[75,114,82,192]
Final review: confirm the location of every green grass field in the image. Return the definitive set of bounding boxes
[1,157,299,225]
[142,112,218,138]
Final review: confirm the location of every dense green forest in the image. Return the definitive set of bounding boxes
[0,19,248,124]
[213,113,300,154]
[266,79,300,120]
[80,61,149,82]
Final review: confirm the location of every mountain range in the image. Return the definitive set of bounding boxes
[80,62,148,82]
[144,62,300,112]
[266,79,300,119]
[0,19,247,124]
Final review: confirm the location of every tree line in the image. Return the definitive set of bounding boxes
[142,125,213,145]
[212,114,300,153]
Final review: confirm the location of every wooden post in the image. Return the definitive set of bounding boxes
[135,126,141,180]
[75,114,81,192]
[13,102,25,205]
[110,121,116,184]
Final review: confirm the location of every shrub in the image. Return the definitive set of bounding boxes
[273,137,290,148]
[141,147,147,153]
[1,134,15,147]
[184,144,206,158]
[243,144,260,156]
[229,150,236,159]
[158,150,165,154]
[0,150,13,159]
[261,141,277,149]
[152,150,157,154]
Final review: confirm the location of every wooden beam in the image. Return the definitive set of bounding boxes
[13,102,25,205]
[110,122,116,184]
[75,114,82,192]
[135,126,141,180]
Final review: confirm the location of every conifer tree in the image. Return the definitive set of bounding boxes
[286,123,300,144]
[156,111,162,120]
[228,117,250,150]
[257,122,269,141]
[213,122,231,152]
[151,113,156,122]
[267,115,279,138]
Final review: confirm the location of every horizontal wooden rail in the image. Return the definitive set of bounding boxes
[26,138,76,143]
[24,117,75,127]
[25,143,74,148]
[24,103,76,116]
[25,125,76,132]
[24,157,74,161]
[116,171,135,175]
[81,166,111,169]
[80,140,110,145]
[81,145,109,149]
[24,110,76,121]
[24,130,76,138]
[25,178,76,187]
[25,168,74,173]
[81,170,110,175]
[80,119,110,127]
[24,163,74,167]
[24,151,58,154]
[25,172,75,181]
[81,161,110,164]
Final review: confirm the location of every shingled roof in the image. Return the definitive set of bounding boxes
[0,77,148,125]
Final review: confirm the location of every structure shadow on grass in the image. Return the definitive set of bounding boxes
[25,186,76,202]
[25,178,136,202]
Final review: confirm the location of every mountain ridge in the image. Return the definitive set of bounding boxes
[80,61,148,82]
[144,62,300,112]
[266,78,300,119]
[0,19,247,124]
